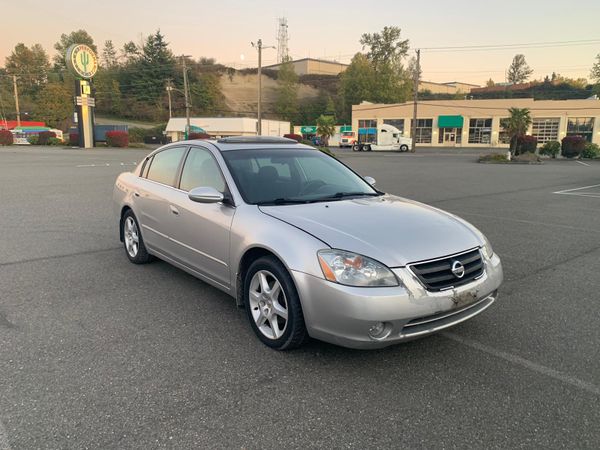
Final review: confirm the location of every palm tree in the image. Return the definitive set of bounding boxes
[506,107,532,155]
[316,115,336,146]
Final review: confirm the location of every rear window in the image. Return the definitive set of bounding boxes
[146,147,186,186]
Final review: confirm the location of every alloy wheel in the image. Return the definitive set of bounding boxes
[248,270,289,340]
[124,216,140,258]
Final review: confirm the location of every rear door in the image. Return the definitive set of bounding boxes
[135,146,187,256]
[167,146,235,289]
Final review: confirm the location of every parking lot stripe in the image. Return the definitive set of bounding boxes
[0,420,10,450]
[553,183,600,194]
[575,160,591,167]
[442,332,600,396]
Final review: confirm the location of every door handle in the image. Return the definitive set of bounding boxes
[170,205,179,215]
[133,191,140,197]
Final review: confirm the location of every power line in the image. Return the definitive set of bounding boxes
[354,101,600,113]
[419,38,600,52]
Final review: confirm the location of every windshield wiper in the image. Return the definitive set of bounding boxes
[258,198,311,206]
[316,192,381,201]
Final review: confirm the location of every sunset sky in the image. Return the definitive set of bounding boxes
[3,0,600,85]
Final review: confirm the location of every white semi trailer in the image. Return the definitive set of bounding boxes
[352,123,412,152]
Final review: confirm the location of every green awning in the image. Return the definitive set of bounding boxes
[438,115,464,128]
[340,125,352,132]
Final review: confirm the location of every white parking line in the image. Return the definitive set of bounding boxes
[76,162,137,168]
[553,183,600,198]
[442,332,600,396]
[575,160,591,167]
[553,183,600,194]
[0,419,10,450]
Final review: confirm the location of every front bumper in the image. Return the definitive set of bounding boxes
[292,254,503,349]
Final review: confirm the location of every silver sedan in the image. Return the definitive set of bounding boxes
[113,137,503,350]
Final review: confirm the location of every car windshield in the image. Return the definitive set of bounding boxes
[221,148,379,205]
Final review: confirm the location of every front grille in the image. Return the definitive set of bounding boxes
[409,248,484,292]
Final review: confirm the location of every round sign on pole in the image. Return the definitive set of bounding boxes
[66,44,98,79]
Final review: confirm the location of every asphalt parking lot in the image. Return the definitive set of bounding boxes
[1,145,599,449]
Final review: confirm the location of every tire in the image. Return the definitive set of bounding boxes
[244,256,308,350]
[352,144,360,152]
[122,210,152,264]
[400,144,409,152]
[365,144,372,152]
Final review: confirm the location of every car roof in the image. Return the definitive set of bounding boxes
[190,136,315,152]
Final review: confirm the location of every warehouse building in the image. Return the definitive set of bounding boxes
[165,117,290,142]
[352,98,600,147]
[263,58,348,76]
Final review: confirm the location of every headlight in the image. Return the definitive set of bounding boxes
[317,250,399,287]
[482,236,494,259]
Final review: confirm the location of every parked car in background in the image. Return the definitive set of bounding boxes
[113,136,502,350]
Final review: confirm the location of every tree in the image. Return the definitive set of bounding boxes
[591,54,600,96]
[54,30,97,70]
[4,43,51,96]
[316,114,336,145]
[101,40,119,68]
[33,82,72,128]
[407,56,422,81]
[486,78,495,87]
[360,26,409,72]
[507,54,533,84]
[275,58,299,122]
[94,68,122,116]
[339,53,376,121]
[132,30,176,102]
[505,107,532,155]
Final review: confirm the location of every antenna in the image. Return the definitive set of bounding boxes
[276,17,289,63]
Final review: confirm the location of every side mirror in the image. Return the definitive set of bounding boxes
[364,176,376,186]
[188,186,224,204]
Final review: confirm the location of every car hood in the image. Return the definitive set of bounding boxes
[259,195,483,267]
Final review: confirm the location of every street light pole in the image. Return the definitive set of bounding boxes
[252,40,275,135]
[12,75,21,127]
[411,49,420,153]
[181,56,191,139]
[166,80,173,119]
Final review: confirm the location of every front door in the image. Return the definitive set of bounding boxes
[443,128,457,146]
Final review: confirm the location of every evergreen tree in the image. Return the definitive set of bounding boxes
[33,82,72,128]
[101,40,119,68]
[507,54,533,84]
[275,59,299,123]
[5,43,51,96]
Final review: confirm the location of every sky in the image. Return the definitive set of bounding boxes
[2,0,600,85]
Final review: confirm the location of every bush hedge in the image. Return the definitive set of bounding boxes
[283,133,303,142]
[561,136,586,158]
[539,140,561,158]
[479,153,509,162]
[27,135,39,145]
[47,137,62,146]
[188,132,211,140]
[106,130,129,148]
[581,142,600,159]
[516,135,537,154]
[0,129,13,146]
[38,131,57,145]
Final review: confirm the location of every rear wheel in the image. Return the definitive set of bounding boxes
[365,144,372,151]
[244,256,308,350]
[122,210,152,264]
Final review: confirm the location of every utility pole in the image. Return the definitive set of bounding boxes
[410,49,420,153]
[166,80,173,119]
[252,39,275,135]
[12,75,21,127]
[182,57,191,139]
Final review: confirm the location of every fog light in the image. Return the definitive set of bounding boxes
[368,321,389,340]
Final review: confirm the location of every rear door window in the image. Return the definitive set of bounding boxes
[146,147,186,186]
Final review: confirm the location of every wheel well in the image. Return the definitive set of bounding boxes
[119,206,132,242]
[236,247,280,307]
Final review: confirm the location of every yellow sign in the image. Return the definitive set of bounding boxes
[66,44,98,79]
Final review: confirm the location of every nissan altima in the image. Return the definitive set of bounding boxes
[113,137,503,350]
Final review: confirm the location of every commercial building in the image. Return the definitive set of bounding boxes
[165,117,290,142]
[352,98,600,147]
[419,81,480,95]
[263,58,348,76]
[292,124,353,146]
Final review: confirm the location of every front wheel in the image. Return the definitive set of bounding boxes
[244,256,308,350]
[352,144,361,152]
[400,144,409,152]
[122,210,152,264]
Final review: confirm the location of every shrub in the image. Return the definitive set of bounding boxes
[188,132,211,140]
[69,133,79,146]
[38,131,57,145]
[106,130,129,148]
[0,129,13,146]
[561,136,586,158]
[283,133,303,142]
[47,137,62,146]
[581,142,600,159]
[479,153,509,162]
[128,127,147,143]
[27,135,39,145]
[516,135,537,154]
[539,140,561,158]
